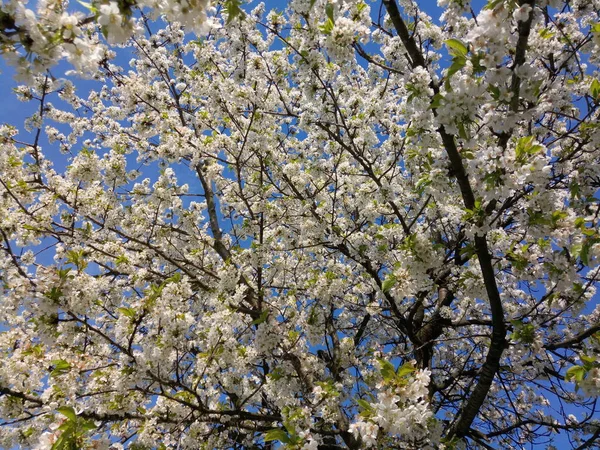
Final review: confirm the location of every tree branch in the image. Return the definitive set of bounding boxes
[381,0,508,438]
[545,324,600,350]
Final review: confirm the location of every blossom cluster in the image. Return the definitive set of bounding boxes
[349,366,438,448]
[0,0,214,82]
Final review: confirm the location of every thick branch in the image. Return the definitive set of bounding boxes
[0,386,43,406]
[381,0,426,68]
[195,164,231,262]
[545,324,600,350]
[498,0,536,149]
[381,0,508,438]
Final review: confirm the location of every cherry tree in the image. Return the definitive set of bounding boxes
[1,0,600,448]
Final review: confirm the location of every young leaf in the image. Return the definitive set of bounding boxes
[397,361,416,378]
[319,18,334,35]
[430,93,445,109]
[382,274,396,293]
[565,365,586,382]
[590,79,600,101]
[224,0,245,24]
[251,309,270,325]
[51,424,75,450]
[50,360,72,377]
[356,398,373,411]
[325,3,335,23]
[264,429,291,443]
[484,0,505,9]
[445,39,468,57]
[79,419,97,432]
[446,56,466,82]
[378,358,396,381]
[117,307,136,319]
[56,406,77,422]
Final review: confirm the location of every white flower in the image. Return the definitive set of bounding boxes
[349,420,379,447]
[97,2,122,28]
[513,4,533,23]
[33,431,58,449]
[59,13,81,39]
[98,1,130,44]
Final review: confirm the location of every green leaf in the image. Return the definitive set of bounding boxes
[506,250,528,271]
[224,0,245,24]
[252,309,270,325]
[514,323,536,343]
[307,305,318,325]
[441,435,465,450]
[565,365,586,382]
[457,121,469,140]
[484,0,506,10]
[356,398,373,411]
[325,3,335,23]
[590,79,600,101]
[488,85,501,100]
[580,354,597,371]
[117,307,136,319]
[45,287,64,303]
[166,272,182,283]
[57,268,72,280]
[515,136,544,164]
[397,361,416,378]
[50,359,71,377]
[378,358,396,381]
[77,0,97,13]
[56,406,77,422]
[66,249,88,271]
[445,39,468,57]
[580,354,596,364]
[79,419,97,432]
[430,93,444,109]
[446,56,466,82]
[51,424,75,450]
[582,227,596,237]
[174,391,196,402]
[264,429,291,443]
[470,52,486,75]
[115,255,129,265]
[539,28,555,39]
[382,274,396,293]
[23,344,44,358]
[580,237,599,266]
[356,398,374,418]
[267,367,284,381]
[319,18,334,34]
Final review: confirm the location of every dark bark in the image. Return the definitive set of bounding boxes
[381,0,510,438]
